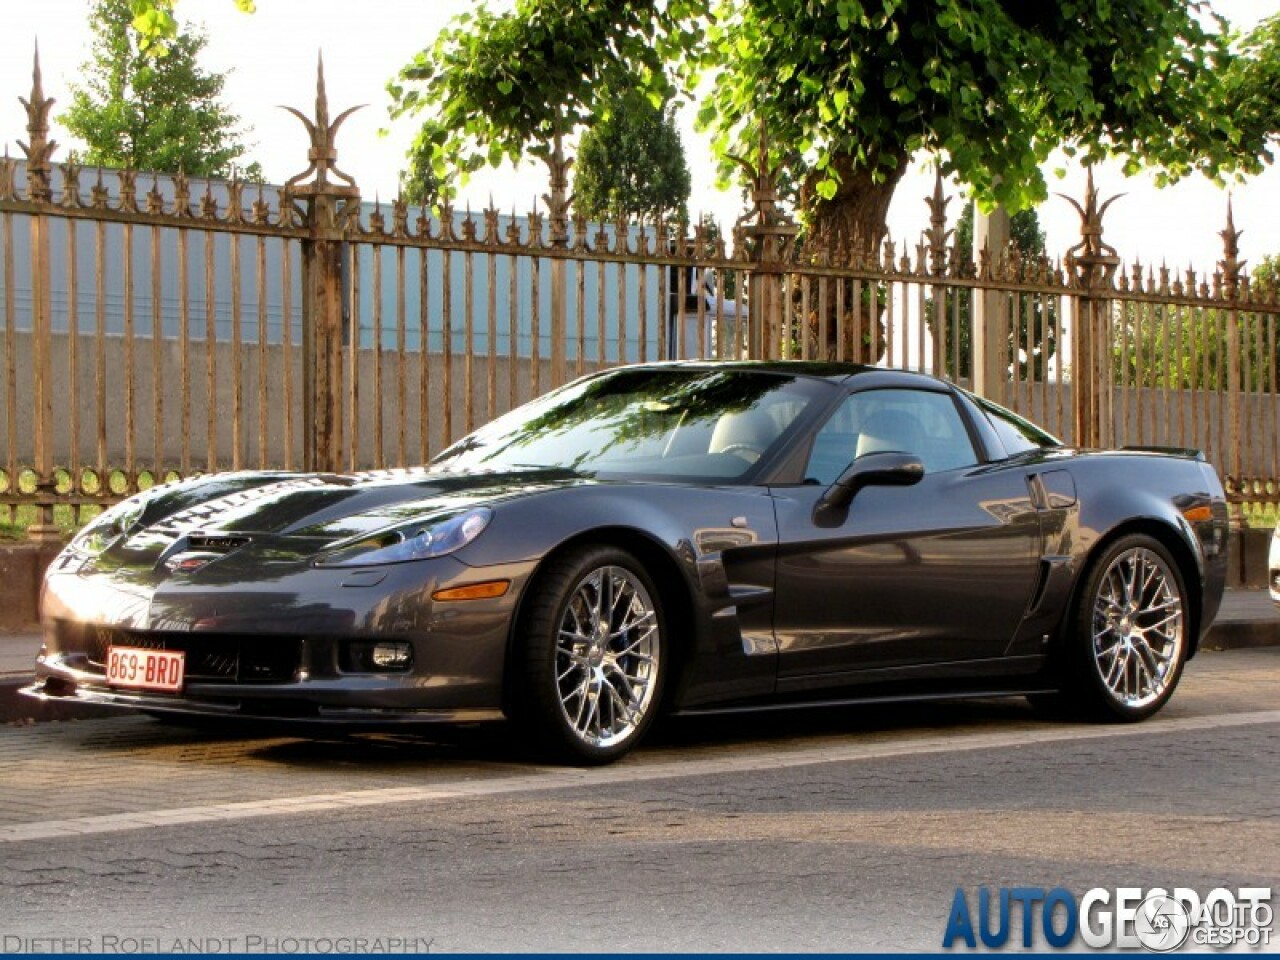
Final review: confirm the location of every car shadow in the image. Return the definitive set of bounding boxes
[134,695,1051,770]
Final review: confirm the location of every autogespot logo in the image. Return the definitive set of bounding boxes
[942,886,1274,951]
[1134,894,1192,952]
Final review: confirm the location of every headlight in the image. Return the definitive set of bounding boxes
[316,507,492,567]
[69,497,147,557]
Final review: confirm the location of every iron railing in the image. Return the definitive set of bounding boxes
[2,52,1279,538]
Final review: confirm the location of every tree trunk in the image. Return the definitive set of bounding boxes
[797,149,909,363]
[800,149,909,263]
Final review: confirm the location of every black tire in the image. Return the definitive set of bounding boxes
[1060,533,1190,722]
[512,544,667,764]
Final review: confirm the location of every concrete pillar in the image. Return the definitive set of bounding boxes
[972,205,1009,400]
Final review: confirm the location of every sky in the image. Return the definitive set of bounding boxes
[2,0,1278,278]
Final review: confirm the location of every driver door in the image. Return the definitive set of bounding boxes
[770,387,1042,681]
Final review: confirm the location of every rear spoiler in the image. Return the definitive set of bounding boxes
[1120,445,1205,461]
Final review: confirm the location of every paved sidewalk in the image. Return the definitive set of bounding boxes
[2,588,1276,723]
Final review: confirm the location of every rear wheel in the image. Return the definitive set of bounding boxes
[1062,534,1189,721]
[514,545,666,764]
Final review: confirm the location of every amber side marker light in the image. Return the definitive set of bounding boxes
[1181,505,1214,523]
[432,580,511,602]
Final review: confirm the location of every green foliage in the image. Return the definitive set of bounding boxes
[0,504,91,541]
[62,0,258,178]
[388,1,681,186]
[932,202,1058,380]
[574,87,691,223]
[1112,268,1280,394]
[390,0,1271,232]
[122,0,255,55]
[398,136,440,208]
[1224,13,1280,169]
[1254,253,1280,294]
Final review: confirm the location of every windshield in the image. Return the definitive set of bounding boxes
[431,367,828,481]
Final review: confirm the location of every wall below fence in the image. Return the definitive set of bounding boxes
[0,542,63,630]
[1013,383,1280,478]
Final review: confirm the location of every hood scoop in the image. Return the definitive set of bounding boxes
[186,534,250,552]
[159,532,251,575]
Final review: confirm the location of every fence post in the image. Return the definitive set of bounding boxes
[1219,199,1244,485]
[20,49,60,542]
[283,57,362,473]
[972,204,1009,402]
[738,130,796,360]
[1061,168,1121,448]
[544,131,572,387]
[923,167,952,379]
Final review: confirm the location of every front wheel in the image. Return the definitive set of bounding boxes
[1066,534,1189,721]
[515,546,666,764]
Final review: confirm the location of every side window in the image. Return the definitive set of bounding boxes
[804,389,978,483]
[805,398,860,485]
[971,394,1060,457]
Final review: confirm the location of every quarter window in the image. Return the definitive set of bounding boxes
[969,393,1061,457]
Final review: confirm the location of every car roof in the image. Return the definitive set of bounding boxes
[618,360,949,389]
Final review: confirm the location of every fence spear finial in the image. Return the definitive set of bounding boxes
[19,41,57,202]
[1219,193,1245,299]
[923,162,953,275]
[281,50,363,197]
[1058,164,1122,288]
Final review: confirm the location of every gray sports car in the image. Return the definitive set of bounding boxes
[26,362,1229,763]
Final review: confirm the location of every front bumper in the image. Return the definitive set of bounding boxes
[31,553,535,723]
[19,678,504,725]
[1269,525,1280,606]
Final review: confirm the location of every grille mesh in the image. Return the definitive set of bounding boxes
[83,627,299,684]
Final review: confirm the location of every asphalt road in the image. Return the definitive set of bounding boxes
[1,647,1277,953]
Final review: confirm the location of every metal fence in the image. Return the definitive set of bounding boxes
[2,53,1279,538]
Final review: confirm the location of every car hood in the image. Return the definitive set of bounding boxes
[83,467,584,573]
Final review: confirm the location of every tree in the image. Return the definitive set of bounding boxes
[1224,12,1280,162]
[1113,254,1280,393]
[574,86,691,224]
[1251,254,1280,391]
[120,0,255,56]
[388,1,1270,262]
[398,136,440,208]
[937,202,1059,381]
[1254,254,1280,296]
[61,0,258,178]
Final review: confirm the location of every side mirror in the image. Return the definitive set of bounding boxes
[817,451,924,515]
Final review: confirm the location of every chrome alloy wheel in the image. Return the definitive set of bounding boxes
[1092,546,1184,709]
[555,564,660,749]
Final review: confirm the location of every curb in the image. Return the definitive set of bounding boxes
[1200,621,1280,652]
[2,618,1276,726]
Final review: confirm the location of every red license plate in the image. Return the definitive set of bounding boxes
[105,645,185,692]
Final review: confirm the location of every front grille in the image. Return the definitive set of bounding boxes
[84,627,300,684]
